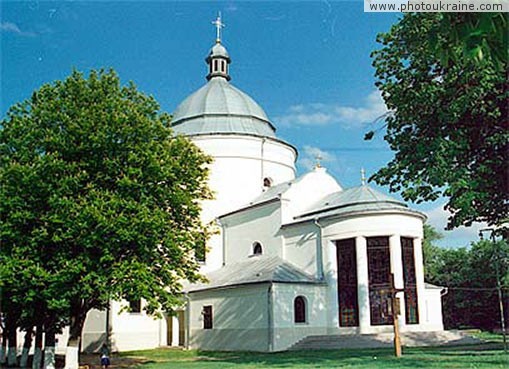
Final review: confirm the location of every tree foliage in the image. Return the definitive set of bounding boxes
[423,225,509,330]
[369,13,508,229]
[0,69,212,352]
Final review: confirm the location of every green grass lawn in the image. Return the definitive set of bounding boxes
[119,342,508,369]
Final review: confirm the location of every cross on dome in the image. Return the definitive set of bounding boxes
[361,168,367,186]
[212,12,225,43]
[315,154,323,169]
[206,12,231,81]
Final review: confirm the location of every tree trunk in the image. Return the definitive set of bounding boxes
[20,327,34,368]
[7,324,18,367]
[0,329,7,364]
[43,330,56,369]
[32,326,43,369]
[64,301,89,369]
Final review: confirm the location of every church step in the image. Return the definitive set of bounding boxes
[289,330,483,350]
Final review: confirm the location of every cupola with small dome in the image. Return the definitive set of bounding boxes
[171,13,278,138]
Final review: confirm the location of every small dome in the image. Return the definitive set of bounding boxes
[171,78,276,137]
[297,184,426,221]
[209,43,229,59]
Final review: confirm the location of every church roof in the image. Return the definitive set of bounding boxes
[186,255,323,293]
[171,78,276,137]
[295,185,426,221]
[248,179,297,206]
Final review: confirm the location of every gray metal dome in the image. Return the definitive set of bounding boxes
[209,43,229,59]
[171,77,276,137]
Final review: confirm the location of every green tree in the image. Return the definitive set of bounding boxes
[422,224,444,284]
[369,13,508,229]
[0,69,212,367]
[421,232,509,330]
[431,14,507,72]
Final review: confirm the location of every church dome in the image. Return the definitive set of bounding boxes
[171,19,277,138]
[171,77,276,137]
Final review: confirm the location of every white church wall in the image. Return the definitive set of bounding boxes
[282,222,320,277]
[419,288,445,331]
[272,283,328,351]
[188,284,270,351]
[320,213,424,242]
[191,135,296,272]
[192,135,295,223]
[81,309,107,352]
[221,201,283,263]
[108,300,166,352]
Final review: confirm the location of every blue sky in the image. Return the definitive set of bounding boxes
[1,1,483,247]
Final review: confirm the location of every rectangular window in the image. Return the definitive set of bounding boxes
[203,305,213,329]
[336,238,359,327]
[401,237,419,324]
[129,299,141,313]
[367,236,393,325]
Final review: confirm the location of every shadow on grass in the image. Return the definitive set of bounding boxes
[204,346,507,368]
[121,345,508,369]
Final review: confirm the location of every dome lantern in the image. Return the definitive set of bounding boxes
[206,13,231,81]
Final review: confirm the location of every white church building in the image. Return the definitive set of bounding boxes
[74,22,446,353]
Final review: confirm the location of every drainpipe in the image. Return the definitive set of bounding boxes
[185,293,191,350]
[267,284,273,352]
[216,218,226,266]
[261,138,266,190]
[314,219,325,281]
[216,218,227,267]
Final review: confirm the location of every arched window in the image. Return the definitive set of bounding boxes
[263,177,273,188]
[294,296,307,323]
[253,242,263,255]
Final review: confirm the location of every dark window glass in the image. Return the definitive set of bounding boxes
[213,60,218,72]
[294,296,306,323]
[336,238,359,327]
[253,242,263,255]
[401,237,419,324]
[367,237,393,325]
[203,305,213,329]
[129,299,141,313]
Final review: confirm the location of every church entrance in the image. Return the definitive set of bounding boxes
[166,310,185,346]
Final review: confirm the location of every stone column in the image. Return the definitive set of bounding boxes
[389,235,406,329]
[413,237,427,327]
[171,315,180,347]
[356,236,371,333]
[326,240,340,330]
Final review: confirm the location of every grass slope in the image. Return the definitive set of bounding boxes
[118,344,508,369]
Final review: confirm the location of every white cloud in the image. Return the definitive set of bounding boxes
[1,22,36,37]
[425,204,486,247]
[299,145,338,171]
[275,90,389,128]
